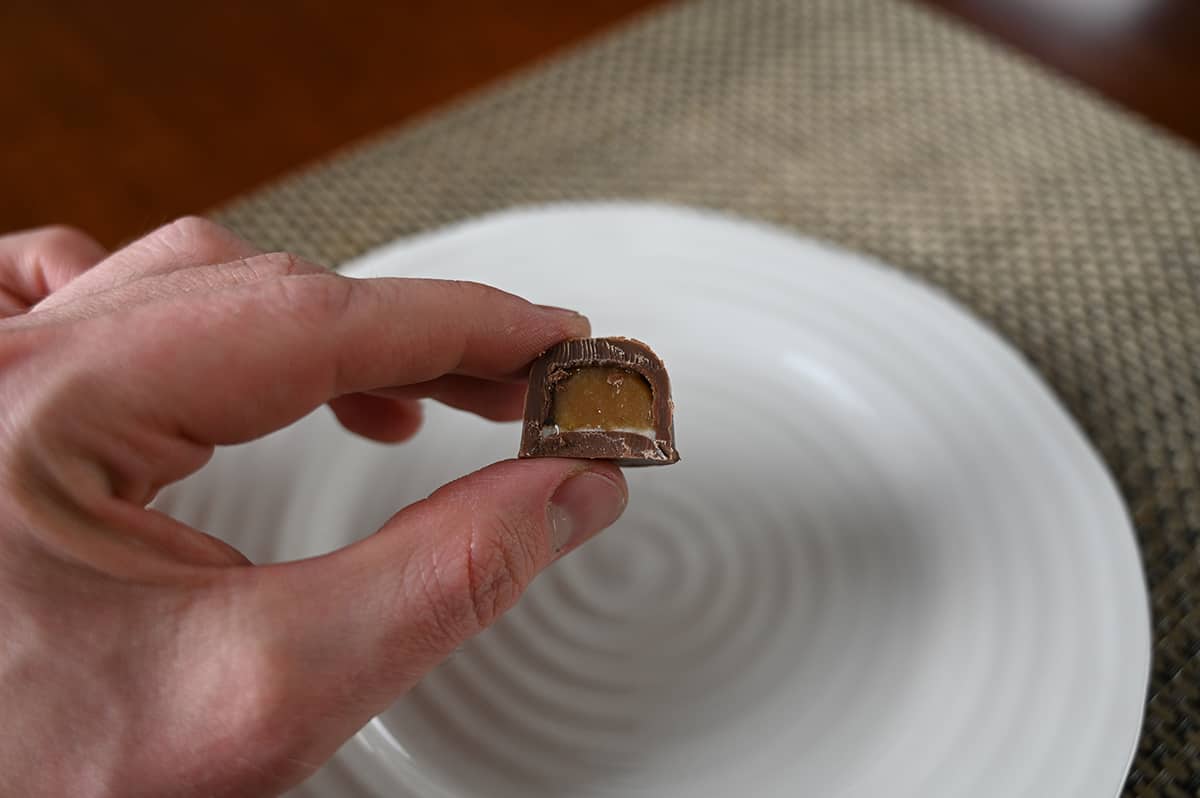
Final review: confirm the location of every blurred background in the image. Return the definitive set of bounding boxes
[1,0,1197,248]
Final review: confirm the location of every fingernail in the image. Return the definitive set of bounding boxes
[547,471,627,553]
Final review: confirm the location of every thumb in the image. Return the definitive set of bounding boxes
[236,458,627,732]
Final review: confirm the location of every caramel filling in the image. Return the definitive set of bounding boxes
[552,367,653,432]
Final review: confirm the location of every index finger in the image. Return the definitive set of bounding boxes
[88,270,589,446]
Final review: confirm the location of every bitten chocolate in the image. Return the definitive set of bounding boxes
[518,337,679,466]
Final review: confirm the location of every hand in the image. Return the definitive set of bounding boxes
[0,218,628,797]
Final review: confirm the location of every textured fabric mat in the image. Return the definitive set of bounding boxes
[216,0,1200,793]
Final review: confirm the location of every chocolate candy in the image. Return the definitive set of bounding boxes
[518,337,679,466]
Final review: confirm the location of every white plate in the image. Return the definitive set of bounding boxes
[157,204,1150,798]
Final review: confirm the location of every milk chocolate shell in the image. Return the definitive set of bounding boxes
[518,337,679,466]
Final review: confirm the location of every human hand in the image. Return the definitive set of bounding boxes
[0,219,628,797]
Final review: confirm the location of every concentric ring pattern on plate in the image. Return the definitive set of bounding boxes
[156,204,1149,798]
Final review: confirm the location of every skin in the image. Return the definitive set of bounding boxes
[0,217,629,797]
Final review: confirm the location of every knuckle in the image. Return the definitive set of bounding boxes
[217,251,308,284]
[35,225,99,254]
[209,642,305,778]
[269,272,356,323]
[253,250,321,278]
[158,215,229,247]
[408,510,542,648]
[146,215,263,267]
[224,645,293,733]
[410,551,478,650]
[463,512,540,630]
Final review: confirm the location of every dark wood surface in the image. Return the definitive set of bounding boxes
[0,1,669,246]
[1,0,1197,248]
[919,0,1200,147]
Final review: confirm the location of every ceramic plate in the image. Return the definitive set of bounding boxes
[156,204,1149,797]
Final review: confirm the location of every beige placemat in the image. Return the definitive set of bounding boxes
[217,0,1200,792]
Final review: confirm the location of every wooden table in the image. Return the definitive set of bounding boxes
[2,0,1197,247]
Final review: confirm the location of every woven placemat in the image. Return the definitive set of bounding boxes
[217,0,1200,792]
